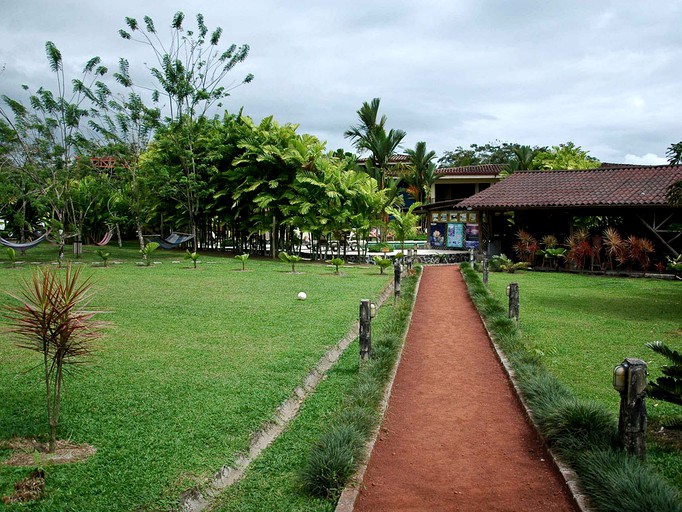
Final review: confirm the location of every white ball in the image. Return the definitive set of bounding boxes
[297,292,307,300]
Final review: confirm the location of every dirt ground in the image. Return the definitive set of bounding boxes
[353,265,579,512]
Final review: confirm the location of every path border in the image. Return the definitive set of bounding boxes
[335,264,592,512]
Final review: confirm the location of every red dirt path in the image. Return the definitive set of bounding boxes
[353,265,579,512]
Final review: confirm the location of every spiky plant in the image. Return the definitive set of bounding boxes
[234,253,249,271]
[513,229,539,264]
[2,264,105,452]
[626,235,654,272]
[603,227,626,269]
[565,229,591,271]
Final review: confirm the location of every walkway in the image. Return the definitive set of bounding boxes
[352,265,579,512]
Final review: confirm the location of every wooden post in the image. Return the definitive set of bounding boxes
[508,282,519,322]
[616,358,648,459]
[359,299,371,361]
[393,259,402,302]
[483,256,489,286]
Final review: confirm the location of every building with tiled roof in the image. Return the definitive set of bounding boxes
[457,165,681,258]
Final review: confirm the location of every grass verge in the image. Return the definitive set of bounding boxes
[461,266,682,512]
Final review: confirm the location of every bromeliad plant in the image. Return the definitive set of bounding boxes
[2,264,105,453]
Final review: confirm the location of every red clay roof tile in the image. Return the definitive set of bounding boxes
[457,165,682,210]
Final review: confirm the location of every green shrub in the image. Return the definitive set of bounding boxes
[299,424,364,498]
[278,251,302,273]
[373,256,392,275]
[325,257,345,275]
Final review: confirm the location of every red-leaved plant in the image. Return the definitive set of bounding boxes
[3,264,106,452]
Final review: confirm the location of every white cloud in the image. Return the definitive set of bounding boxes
[623,153,668,166]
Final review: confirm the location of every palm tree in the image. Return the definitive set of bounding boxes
[344,98,406,191]
[405,141,437,203]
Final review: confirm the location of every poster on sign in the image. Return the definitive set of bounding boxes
[429,223,446,248]
[447,223,464,248]
[465,223,479,249]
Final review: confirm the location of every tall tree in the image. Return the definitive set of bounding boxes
[535,142,600,170]
[119,12,253,249]
[404,141,437,203]
[344,98,406,191]
[0,42,108,240]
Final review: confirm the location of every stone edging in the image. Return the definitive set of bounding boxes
[469,270,593,512]
[178,280,394,512]
[335,267,423,512]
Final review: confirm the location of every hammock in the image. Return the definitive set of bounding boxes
[0,233,49,251]
[144,232,194,249]
[94,229,114,247]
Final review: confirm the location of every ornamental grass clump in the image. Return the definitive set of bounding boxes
[2,264,106,453]
[299,424,364,498]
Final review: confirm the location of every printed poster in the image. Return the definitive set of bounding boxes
[465,223,479,249]
[447,223,464,248]
[429,223,446,249]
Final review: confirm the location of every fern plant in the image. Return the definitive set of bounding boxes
[234,253,249,271]
[647,341,682,408]
[140,242,159,266]
[279,251,302,273]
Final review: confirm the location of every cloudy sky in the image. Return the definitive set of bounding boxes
[1,1,681,165]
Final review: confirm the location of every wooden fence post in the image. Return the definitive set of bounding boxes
[359,299,371,361]
[507,282,519,322]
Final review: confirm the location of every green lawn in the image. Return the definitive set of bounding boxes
[0,243,389,511]
[486,271,682,488]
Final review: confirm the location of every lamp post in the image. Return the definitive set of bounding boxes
[393,258,402,302]
[613,358,648,459]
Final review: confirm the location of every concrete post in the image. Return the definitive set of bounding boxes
[359,299,371,361]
